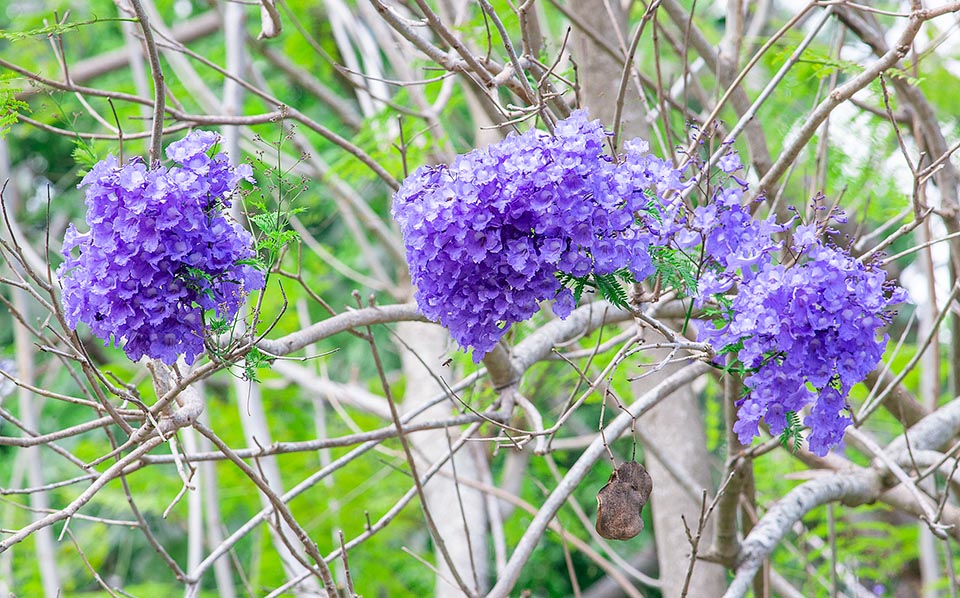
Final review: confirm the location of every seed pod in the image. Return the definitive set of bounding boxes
[595,460,653,540]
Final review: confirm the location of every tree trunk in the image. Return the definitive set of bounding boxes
[396,321,490,597]
[569,1,726,592]
[634,364,726,597]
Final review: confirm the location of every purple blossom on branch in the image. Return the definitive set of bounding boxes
[393,110,907,455]
[59,131,265,365]
[696,206,907,456]
[393,110,683,361]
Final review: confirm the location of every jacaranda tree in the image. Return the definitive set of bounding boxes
[1,1,960,597]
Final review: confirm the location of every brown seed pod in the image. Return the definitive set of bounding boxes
[595,460,653,541]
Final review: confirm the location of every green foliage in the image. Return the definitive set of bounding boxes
[714,337,744,359]
[778,410,804,453]
[0,74,28,138]
[650,245,699,297]
[183,266,217,301]
[329,98,429,186]
[206,315,230,336]
[0,17,137,42]
[702,375,726,453]
[798,504,922,594]
[1,0,955,595]
[247,204,305,270]
[592,271,632,310]
[557,268,634,311]
[70,136,99,171]
[247,129,310,273]
[792,45,922,87]
[241,346,273,382]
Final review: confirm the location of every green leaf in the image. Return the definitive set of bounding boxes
[593,271,631,310]
[556,268,635,311]
[0,74,29,139]
[778,411,804,453]
[71,138,99,171]
[556,271,587,303]
[650,246,699,296]
[242,347,273,382]
[0,18,138,41]
[208,317,230,335]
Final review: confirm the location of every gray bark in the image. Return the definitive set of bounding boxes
[396,321,489,597]
[634,358,727,597]
[569,0,725,593]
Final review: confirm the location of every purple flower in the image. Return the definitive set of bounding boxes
[806,386,852,456]
[698,232,904,455]
[553,288,576,318]
[392,110,676,362]
[59,131,264,365]
[394,111,907,457]
[792,223,818,250]
[717,150,743,174]
[682,179,906,455]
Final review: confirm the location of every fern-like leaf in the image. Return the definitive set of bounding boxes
[778,411,804,453]
[650,246,698,296]
[593,272,630,310]
[0,75,29,139]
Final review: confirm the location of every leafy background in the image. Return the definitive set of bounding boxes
[1,0,959,596]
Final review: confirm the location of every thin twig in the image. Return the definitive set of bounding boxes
[357,292,477,597]
[128,0,165,162]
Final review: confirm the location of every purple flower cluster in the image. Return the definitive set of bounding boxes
[696,204,906,455]
[672,176,788,301]
[59,131,265,365]
[652,153,906,455]
[392,110,684,361]
[394,111,907,455]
